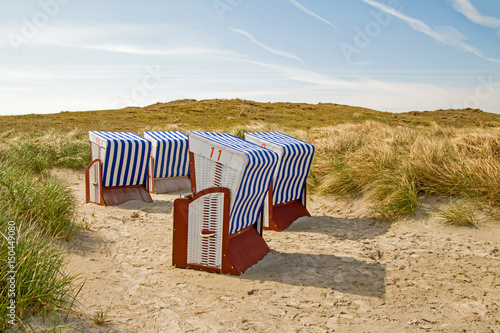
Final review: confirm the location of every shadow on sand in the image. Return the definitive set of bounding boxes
[242,249,385,298]
[115,198,174,214]
[285,215,392,240]
[108,199,388,298]
[241,215,390,298]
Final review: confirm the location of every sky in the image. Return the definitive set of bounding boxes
[0,0,499,116]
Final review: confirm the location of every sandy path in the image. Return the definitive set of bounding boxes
[30,169,500,332]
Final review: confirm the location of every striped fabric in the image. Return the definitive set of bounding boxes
[89,131,151,187]
[189,132,278,235]
[244,132,315,205]
[144,131,190,178]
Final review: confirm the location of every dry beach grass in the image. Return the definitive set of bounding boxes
[1,100,500,332]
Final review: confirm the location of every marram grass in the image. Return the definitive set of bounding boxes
[311,121,500,221]
[5,131,90,174]
[437,201,480,227]
[0,221,83,330]
[0,161,76,240]
[0,136,82,329]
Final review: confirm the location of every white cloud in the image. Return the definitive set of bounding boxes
[286,0,340,31]
[361,0,500,64]
[63,43,237,57]
[0,22,237,58]
[433,25,466,45]
[450,0,500,28]
[217,56,500,112]
[285,0,369,46]
[229,28,308,68]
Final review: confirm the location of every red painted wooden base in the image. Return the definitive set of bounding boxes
[150,176,191,194]
[264,200,311,232]
[101,186,153,206]
[172,187,269,276]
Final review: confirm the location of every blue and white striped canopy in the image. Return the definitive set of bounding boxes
[89,131,151,187]
[189,132,278,235]
[144,131,190,178]
[244,132,315,205]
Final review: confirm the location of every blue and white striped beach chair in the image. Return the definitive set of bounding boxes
[244,132,315,231]
[85,131,152,206]
[144,131,190,194]
[173,132,278,275]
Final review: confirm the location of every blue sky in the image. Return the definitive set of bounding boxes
[0,0,499,116]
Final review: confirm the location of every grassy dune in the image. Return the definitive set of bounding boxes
[0,132,85,330]
[1,99,500,133]
[1,99,500,329]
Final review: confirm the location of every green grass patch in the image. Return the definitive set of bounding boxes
[437,202,479,227]
[5,131,90,173]
[92,306,111,326]
[0,161,76,240]
[0,133,82,330]
[0,221,83,330]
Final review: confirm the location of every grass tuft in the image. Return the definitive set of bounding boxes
[92,306,110,326]
[437,201,479,227]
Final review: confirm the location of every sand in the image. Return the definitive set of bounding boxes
[27,169,500,332]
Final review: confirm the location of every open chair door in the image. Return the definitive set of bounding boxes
[85,159,103,205]
[173,187,268,276]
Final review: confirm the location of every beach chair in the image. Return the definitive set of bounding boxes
[144,131,190,194]
[85,131,152,206]
[244,132,315,231]
[172,132,278,275]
